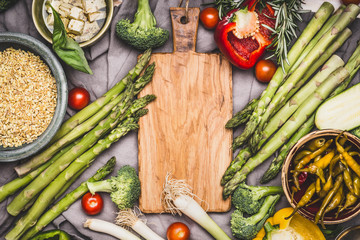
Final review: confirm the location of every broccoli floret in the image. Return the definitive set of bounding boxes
[87,165,141,209]
[231,195,280,240]
[232,183,283,215]
[115,0,169,50]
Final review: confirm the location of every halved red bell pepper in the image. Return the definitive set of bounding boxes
[214,1,275,69]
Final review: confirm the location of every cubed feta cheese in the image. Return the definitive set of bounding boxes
[57,8,69,17]
[82,21,99,34]
[69,6,83,19]
[87,11,106,22]
[68,19,84,35]
[69,0,83,7]
[73,35,82,42]
[80,21,100,41]
[59,2,72,12]
[96,0,106,9]
[82,0,106,13]
[79,11,87,21]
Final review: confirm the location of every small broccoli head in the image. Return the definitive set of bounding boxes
[232,186,264,215]
[231,209,260,240]
[232,183,283,215]
[109,165,141,209]
[231,195,281,240]
[116,19,169,51]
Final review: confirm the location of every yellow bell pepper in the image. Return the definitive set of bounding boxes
[253,207,325,240]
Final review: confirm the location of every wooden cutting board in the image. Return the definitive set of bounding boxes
[138,7,232,213]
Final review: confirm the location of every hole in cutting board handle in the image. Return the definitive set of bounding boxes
[170,7,200,52]
[180,16,188,24]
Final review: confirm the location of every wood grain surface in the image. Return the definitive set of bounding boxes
[138,7,233,213]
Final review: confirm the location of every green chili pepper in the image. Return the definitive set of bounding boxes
[314,155,322,163]
[322,154,341,196]
[321,184,343,228]
[315,174,343,225]
[30,229,71,240]
[305,137,326,151]
[293,140,333,190]
[338,192,358,215]
[336,134,360,178]
[287,182,316,220]
[343,166,355,194]
[316,177,321,194]
[293,150,336,184]
[294,150,312,165]
[333,162,346,178]
[353,175,360,197]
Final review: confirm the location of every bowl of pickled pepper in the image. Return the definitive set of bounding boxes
[282,129,360,227]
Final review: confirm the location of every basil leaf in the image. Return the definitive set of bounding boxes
[50,5,93,75]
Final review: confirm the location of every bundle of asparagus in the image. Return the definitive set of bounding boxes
[222,3,360,199]
[0,49,156,240]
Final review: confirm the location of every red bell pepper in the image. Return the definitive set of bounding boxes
[214,0,275,69]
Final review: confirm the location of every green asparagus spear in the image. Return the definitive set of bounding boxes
[225,98,258,129]
[223,65,353,199]
[7,85,137,216]
[260,114,315,184]
[287,5,346,76]
[252,54,345,152]
[231,2,334,150]
[15,63,155,176]
[260,45,360,185]
[271,28,353,122]
[6,119,140,240]
[344,44,360,75]
[254,4,359,138]
[330,65,360,98]
[271,14,347,116]
[278,27,352,110]
[8,95,153,217]
[133,62,156,95]
[49,49,152,143]
[53,164,88,200]
[21,157,116,240]
[221,147,252,186]
[0,142,76,203]
[21,163,89,212]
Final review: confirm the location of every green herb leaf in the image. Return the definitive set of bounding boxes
[50,5,93,75]
[206,0,246,18]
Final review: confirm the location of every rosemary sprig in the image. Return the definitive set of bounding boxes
[206,0,246,18]
[262,0,307,72]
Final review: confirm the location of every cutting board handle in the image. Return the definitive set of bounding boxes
[170,7,200,52]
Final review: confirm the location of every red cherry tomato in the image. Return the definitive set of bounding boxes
[166,222,190,240]
[342,0,360,5]
[255,59,277,83]
[200,7,220,30]
[68,87,90,110]
[81,192,103,215]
